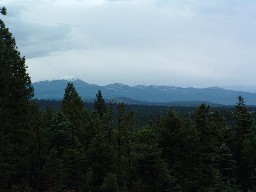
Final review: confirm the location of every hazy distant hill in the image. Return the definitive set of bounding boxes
[32,79,256,105]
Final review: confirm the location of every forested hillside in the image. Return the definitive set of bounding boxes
[1,16,256,192]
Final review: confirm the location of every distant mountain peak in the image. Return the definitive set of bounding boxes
[208,86,223,89]
[60,76,80,81]
[109,83,129,86]
[106,83,130,89]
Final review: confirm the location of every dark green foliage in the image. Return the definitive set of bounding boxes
[213,143,237,188]
[88,127,118,191]
[134,126,177,192]
[4,81,256,192]
[233,96,253,191]
[49,112,74,153]
[0,19,34,189]
[194,104,220,190]
[244,132,256,190]
[62,83,87,121]
[101,173,120,192]
[43,112,86,191]
[157,110,200,191]
[114,103,136,191]
[158,109,183,166]
[42,149,66,192]
[94,90,107,118]
[61,82,90,149]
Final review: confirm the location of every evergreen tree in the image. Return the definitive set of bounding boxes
[0,19,34,189]
[195,104,223,190]
[113,103,137,191]
[42,149,66,192]
[234,96,253,191]
[243,130,256,190]
[134,126,177,192]
[48,112,73,159]
[104,102,114,143]
[44,112,84,191]
[27,101,44,191]
[195,104,210,144]
[158,109,183,167]
[212,143,237,191]
[158,109,204,191]
[42,106,55,130]
[87,123,118,192]
[94,90,107,118]
[61,82,89,145]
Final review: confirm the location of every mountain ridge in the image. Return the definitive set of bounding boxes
[32,79,256,105]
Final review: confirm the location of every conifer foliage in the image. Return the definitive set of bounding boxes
[0,17,35,189]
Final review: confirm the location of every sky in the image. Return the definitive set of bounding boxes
[1,0,256,92]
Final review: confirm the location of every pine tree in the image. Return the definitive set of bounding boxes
[195,104,210,144]
[27,101,44,191]
[48,113,73,158]
[157,109,205,191]
[44,112,84,191]
[195,104,222,190]
[87,124,118,192]
[134,126,177,192]
[61,82,89,148]
[0,19,34,189]
[243,131,256,190]
[113,103,137,191]
[43,106,54,129]
[212,143,237,190]
[234,96,252,191]
[94,90,107,118]
[87,94,118,191]
[158,109,183,167]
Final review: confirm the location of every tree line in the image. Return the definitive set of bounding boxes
[1,18,256,192]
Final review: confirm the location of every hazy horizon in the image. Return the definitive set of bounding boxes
[33,76,256,93]
[2,0,256,92]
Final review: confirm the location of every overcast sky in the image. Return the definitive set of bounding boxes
[1,0,256,91]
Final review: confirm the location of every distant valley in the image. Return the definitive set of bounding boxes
[33,79,256,106]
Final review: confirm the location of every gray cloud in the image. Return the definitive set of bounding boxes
[15,22,72,58]
[2,0,256,91]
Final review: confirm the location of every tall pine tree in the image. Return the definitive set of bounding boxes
[0,19,34,189]
[61,82,89,148]
[234,96,252,191]
[94,90,107,119]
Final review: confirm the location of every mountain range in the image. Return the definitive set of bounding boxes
[32,78,256,106]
